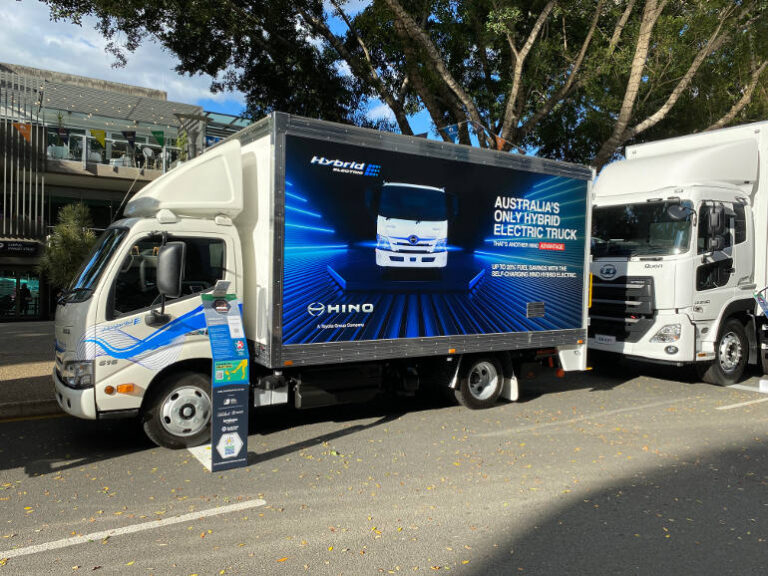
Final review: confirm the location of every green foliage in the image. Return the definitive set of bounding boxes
[40,0,768,165]
[37,203,98,289]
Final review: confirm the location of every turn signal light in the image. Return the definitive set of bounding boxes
[116,384,135,394]
[448,348,456,354]
[104,386,115,395]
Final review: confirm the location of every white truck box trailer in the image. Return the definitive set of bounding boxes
[53,113,592,448]
[590,120,768,384]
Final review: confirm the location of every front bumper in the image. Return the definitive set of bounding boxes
[376,249,447,268]
[53,368,97,420]
[588,313,696,363]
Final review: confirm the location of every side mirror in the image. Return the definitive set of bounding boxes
[707,235,725,252]
[707,204,726,236]
[146,241,185,326]
[666,204,691,221]
[157,241,186,298]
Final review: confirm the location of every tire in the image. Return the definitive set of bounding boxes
[142,371,212,449]
[454,356,503,409]
[696,319,748,386]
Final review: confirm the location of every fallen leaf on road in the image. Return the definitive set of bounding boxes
[277,557,288,563]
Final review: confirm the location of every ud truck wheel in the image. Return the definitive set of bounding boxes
[454,356,503,409]
[697,320,748,386]
[143,371,212,449]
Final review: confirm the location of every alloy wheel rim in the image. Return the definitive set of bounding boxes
[718,332,743,373]
[468,361,499,401]
[159,385,211,437]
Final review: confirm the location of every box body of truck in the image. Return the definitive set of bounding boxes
[54,113,592,448]
[590,121,767,384]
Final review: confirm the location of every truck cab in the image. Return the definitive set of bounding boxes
[590,135,763,384]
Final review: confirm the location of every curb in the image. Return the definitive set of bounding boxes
[0,400,63,421]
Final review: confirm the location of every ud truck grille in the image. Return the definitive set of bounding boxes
[588,276,655,343]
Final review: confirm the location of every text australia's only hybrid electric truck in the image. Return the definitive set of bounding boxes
[589,120,768,384]
[53,113,592,448]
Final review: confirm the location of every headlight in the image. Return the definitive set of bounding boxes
[650,324,681,343]
[433,238,447,252]
[376,234,393,251]
[62,360,94,389]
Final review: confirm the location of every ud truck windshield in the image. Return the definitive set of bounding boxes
[375,182,449,268]
[589,120,767,386]
[54,112,592,449]
[592,201,693,258]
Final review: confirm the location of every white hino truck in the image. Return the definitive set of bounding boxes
[589,121,768,384]
[53,113,592,448]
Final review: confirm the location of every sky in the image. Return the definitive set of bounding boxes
[0,1,432,133]
[1,1,247,116]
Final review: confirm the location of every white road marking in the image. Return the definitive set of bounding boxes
[727,384,761,393]
[187,444,213,471]
[478,399,682,437]
[0,499,266,560]
[716,397,768,411]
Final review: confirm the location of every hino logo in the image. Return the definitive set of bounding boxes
[599,264,617,279]
[307,302,375,316]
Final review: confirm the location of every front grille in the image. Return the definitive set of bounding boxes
[589,276,655,343]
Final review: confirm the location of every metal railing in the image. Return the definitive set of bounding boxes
[45,129,184,172]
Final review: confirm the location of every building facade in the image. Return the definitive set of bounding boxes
[0,63,248,320]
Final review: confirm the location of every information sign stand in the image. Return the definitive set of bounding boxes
[202,282,250,472]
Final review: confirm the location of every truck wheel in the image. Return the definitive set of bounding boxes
[697,319,748,386]
[142,371,212,449]
[454,356,503,409]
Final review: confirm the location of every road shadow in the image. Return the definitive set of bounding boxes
[469,440,768,575]
[0,415,153,477]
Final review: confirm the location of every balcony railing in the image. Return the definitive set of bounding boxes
[45,129,184,173]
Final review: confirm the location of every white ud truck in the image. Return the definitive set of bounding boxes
[53,112,592,448]
[589,121,768,384]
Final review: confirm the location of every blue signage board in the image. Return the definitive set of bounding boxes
[202,290,249,472]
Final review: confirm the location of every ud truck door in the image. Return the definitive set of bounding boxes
[90,232,232,417]
[692,201,741,322]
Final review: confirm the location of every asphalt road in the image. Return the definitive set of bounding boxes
[1,359,768,575]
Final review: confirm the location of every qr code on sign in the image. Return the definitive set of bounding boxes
[216,370,224,380]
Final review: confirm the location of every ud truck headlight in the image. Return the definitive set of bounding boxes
[650,324,681,343]
[62,360,94,389]
[376,234,393,251]
[433,238,447,252]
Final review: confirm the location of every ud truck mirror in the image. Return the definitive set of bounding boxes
[707,235,725,252]
[146,241,186,326]
[707,204,726,236]
[666,203,689,221]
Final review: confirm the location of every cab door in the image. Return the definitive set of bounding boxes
[691,201,741,322]
[90,232,231,413]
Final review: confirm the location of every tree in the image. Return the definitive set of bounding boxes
[40,0,768,168]
[38,203,98,289]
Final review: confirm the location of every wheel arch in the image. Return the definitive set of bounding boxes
[140,358,212,414]
[719,298,757,365]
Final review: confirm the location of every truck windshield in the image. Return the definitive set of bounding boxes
[62,227,128,303]
[379,185,447,222]
[592,201,692,257]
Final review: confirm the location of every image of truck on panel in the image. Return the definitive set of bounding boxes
[375,182,449,268]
